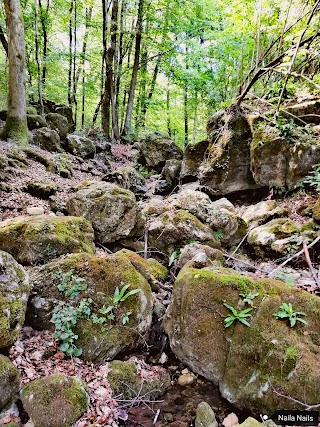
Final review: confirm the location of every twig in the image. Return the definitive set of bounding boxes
[273,389,320,410]
[153,409,161,424]
[144,222,149,260]
[222,252,268,274]
[303,240,320,288]
[228,230,251,259]
[97,243,113,254]
[268,234,320,277]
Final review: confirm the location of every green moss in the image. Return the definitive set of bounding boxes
[2,116,29,146]
[23,148,53,169]
[0,156,7,170]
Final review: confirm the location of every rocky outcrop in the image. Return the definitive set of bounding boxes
[27,252,153,361]
[66,134,96,158]
[0,215,95,265]
[0,355,20,409]
[165,266,320,413]
[21,374,88,427]
[0,251,30,348]
[67,182,140,245]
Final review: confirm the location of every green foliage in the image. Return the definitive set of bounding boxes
[276,117,296,137]
[303,164,320,191]
[269,181,286,196]
[273,302,308,327]
[223,303,253,328]
[239,291,259,306]
[51,271,141,357]
[169,249,181,266]
[214,230,224,241]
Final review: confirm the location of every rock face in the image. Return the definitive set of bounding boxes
[67,182,140,245]
[27,252,153,361]
[66,134,96,158]
[165,266,320,413]
[0,355,20,410]
[0,215,95,265]
[137,133,183,172]
[21,374,88,427]
[32,127,62,152]
[0,251,30,348]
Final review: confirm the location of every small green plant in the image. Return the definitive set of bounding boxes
[303,163,320,191]
[223,303,253,328]
[276,117,295,137]
[56,270,87,299]
[214,230,224,240]
[239,291,259,306]
[273,302,308,327]
[169,249,180,266]
[102,284,141,325]
[269,181,286,196]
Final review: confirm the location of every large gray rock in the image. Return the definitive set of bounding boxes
[27,114,47,130]
[67,182,140,245]
[46,112,69,140]
[165,266,320,413]
[0,251,30,348]
[32,127,62,152]
[66,134,96,158]
[195,401,218,427]
[21,374,88,427]
[0,215,95,265]
[28,252,153,361]
[0,355,20,409]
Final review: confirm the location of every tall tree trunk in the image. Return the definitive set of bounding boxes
[115,0,126,128]
[192,92,198,144]
[2,0,28,145]
[0,25,8,56]
[73,0,78,127]
[38,0,49,87]
[184,84,188,145]
[68,0,73,105]
[122,0,144,137]
[34,0,44,114]
[166,87,171,137]
[102,0,120,140]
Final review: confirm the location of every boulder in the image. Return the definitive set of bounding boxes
[32,127,62,152]
[281,99,320,124]
[21,374,88,427]
[165,266,320,413]
[0,215,95,265]
[312,197,320,222]
[195,402,218,427]
[137,133,183,172]
[108,359,170,399]
[199,108,258,195]
[66,134,96,158]
[161,159,182,188]
[26,180,58,199]
[27,114,47,130]
[178,243,224,269]
[241,201,287,226]
[103,166,147,196]
[53,153,73,178]
[286,141,320,189]
[67,182,140,245]
[148,209,220,255]
[180,140,209,181]
[55,105,75,133]
[46,113,69,140]
[27,252,153,361]
[0,251,29,348]
[0,355,20,410]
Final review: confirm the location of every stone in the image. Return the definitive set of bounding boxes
[21,374,88,427]
[46,113,69,140]
[0,355,20,410]
[241,201,285,225]
[103,166,147,196]
[137,133,183,172]
[26,206,45,216]
[27,252,153,361]
[108,359,170,400]
[27,115,47,131]
[67,181,140,245]
[180,140,209,181]
[286,141,320,189]
[165,266,320,413]
[55,105,75,133]
[222,413,239,427]
[26,180,58,199]
[161,159,182,188]
[177,373,195,386]
[32,127,62,152]
[195,402,218,427]
[53,153,73,178]
[178,243,224,269]
[238,418,263,427]
[0,251,30,348]
[0,215,95,265]
[312,197,320,222]
[66,134,96,158]
[148,209,221,256]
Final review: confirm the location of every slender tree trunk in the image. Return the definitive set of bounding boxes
[2,0,28,145]
[166,87,171,137]
[184,84,188,145]
[122,0,144,137]
[68,0,73,105]
[38,0,49,87]
[115,0,126,128]
[34,0,44,114]
[73,0,78,127]
[0,25,8,56]
[192,92,198,144]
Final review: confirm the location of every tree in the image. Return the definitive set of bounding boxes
[2,0,28,145]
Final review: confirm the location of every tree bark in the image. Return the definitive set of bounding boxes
[122,0,144,137]
[34,0,44,114]
[68,0,73,105]
[38,0,49,87]
[2,0,28,145]
[0,25,8,56]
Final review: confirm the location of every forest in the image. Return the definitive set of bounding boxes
[0,0,320,426]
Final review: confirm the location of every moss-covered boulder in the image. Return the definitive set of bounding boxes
[66,134,96,158]
[26,180,58,199]
[108,359,170,400]
[148,209,221,255]
[103,166,147,196]
[67,182,140,245]
[178,243,224,269]
[0,355,20,410]
[241,200,287,226]
[195,401,218,427]
[46,113,69,140]
[32,127,62,152]
[21,374,88,427]
[0,251,29,348]
[312,197,320,222]
[165,266,320,413]
[180,139,209,181]
[27,252,153,361]
[27,114,47,130]
[53,153,73,178]
[0,215,95,265]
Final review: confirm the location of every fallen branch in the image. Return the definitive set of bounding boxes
[268,234,320,277]
[273,389,320,410]
[303,240,320,288]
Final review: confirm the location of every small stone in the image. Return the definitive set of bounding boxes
[195,401,218,427]
[238,417,263,427]
[158,352,168,364]
[164,413,174,422]
[181,368,189,375]
[27,206,45,216]
[222,413,239,427]
[177,373,195,386]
